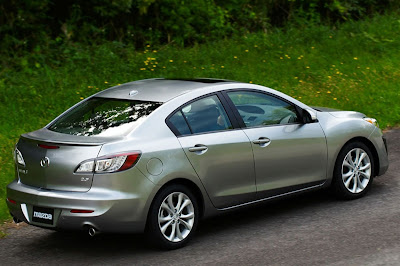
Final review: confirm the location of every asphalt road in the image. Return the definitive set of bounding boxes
[1,129,399,265]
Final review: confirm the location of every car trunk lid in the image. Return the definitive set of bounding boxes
[16,134,103,192]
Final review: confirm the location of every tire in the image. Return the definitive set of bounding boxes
[331,141,375,200]
[146,184,199,249]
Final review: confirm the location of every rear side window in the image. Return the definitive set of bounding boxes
[167,95,232,136]
[49,97,162,137]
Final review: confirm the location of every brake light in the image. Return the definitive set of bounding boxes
[75,152,141,173]
[38,144,60,149]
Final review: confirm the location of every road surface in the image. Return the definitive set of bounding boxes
[1,129,399,265]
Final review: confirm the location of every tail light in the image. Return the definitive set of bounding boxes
[75,152,141,174]
[38,144,60,149]
[14,148,26,167]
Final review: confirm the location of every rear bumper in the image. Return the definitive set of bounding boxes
[6,175,155,233]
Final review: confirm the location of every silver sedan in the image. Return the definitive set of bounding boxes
[7,78,389,249]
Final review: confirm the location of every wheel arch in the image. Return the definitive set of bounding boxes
[145,178,205,227]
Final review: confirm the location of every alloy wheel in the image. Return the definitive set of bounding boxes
[158,192,195,242]
[341,148,371,194]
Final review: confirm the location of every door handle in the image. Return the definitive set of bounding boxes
[188,145,208,153]
[252,137,271,146]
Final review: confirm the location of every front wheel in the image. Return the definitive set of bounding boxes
[331,142,374,200]
[146,184,199,249]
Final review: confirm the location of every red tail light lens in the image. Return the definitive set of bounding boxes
[118,154,141,171]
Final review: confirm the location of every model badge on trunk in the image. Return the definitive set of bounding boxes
[40,157,50,168]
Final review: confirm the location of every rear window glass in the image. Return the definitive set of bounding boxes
[48,97,162,137]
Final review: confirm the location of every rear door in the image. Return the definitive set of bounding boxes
[224,90,327,199]
[167,93,256,209]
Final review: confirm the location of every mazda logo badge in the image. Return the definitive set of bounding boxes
[40,157,50,168]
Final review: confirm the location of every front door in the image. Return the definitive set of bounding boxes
[224,90,327,199]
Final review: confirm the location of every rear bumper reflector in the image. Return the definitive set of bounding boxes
[70,209,94,214]
[7,198,16,204]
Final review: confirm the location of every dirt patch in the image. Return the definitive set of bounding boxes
[0,221,27,238]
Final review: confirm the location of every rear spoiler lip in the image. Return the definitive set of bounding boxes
[20,135,103,146]
[20,128,123,146]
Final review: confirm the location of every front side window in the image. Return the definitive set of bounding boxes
[49,97,162,137]
[168,95,232,135]
[227,91,299,127]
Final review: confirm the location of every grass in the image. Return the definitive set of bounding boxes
[1,12,400,222]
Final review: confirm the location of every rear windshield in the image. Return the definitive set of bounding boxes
[48,97,162,137]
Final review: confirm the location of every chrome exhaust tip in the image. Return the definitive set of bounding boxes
[88,227,98,237]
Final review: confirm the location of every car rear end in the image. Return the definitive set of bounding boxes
[6,97,162,233]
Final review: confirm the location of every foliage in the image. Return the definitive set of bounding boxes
[1,0,399,63]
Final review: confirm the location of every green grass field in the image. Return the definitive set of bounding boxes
[1,13,399,222]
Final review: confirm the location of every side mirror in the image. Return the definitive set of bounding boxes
[302,108,318,123]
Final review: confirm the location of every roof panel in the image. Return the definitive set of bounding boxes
[95,78,235,102]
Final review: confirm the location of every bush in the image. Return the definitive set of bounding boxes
[1,0,399,64]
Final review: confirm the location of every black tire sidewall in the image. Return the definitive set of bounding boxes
[146,184,199,249]
[332,141,375,200]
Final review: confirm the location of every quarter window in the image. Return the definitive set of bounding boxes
[227,91,299,127]
[168,111,191,135]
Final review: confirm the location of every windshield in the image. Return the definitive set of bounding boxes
[48,97,162,137]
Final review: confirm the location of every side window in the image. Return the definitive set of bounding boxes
[168,111,191,135]
[227,91,299,127]
[169,95,232,135]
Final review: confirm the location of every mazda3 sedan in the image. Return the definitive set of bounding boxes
[7,78,388,249]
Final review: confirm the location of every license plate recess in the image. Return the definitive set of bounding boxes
[32,206,54,225]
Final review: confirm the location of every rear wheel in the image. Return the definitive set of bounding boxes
[331,142,374,200]
[146,184,199,249]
